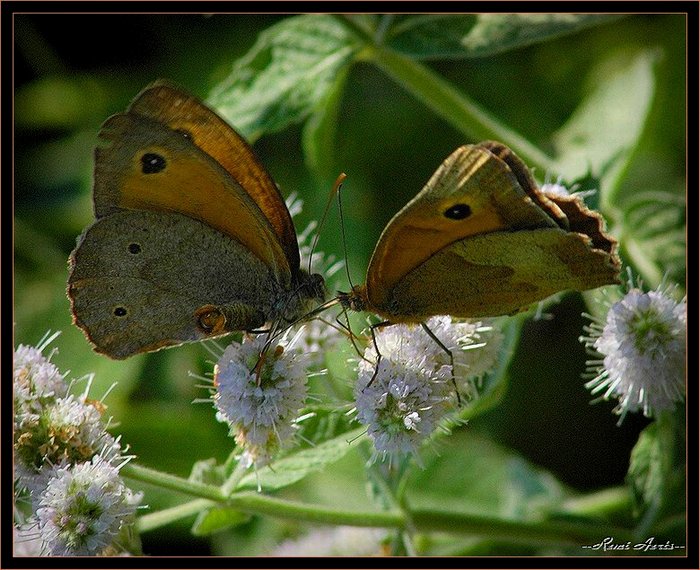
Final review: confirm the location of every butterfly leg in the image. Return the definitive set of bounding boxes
[365,320,393,389]
[419,322,461,406]
[332,306,375,366]
[249,319,285,385]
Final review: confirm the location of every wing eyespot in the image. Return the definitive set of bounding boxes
[128,243,142,254]
[174,127,194,141]
[113,306,128,317]
[141,152,166,174]
[195,305,226,335]
[443,203,471,220]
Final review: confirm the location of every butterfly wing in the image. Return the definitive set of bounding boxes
[92,110,292,285]
[364,143,619,319]
[126,81,301,273]
[68,210,283,358]
[381,228,620,320]
[365,144,561,310]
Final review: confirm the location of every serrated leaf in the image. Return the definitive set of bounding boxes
[237,427,366,492]
[621,192,686,287]
[208,15,360,141]
[628,423,663,517]
[551,50,658,202]
[386,14,623,60]
[191,506,251,536]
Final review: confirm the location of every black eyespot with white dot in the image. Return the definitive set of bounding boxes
[175,128,193,141]
[141,153,166,174]
[443,203,471,220]
[113,306,128,317]
[128,243,142,254]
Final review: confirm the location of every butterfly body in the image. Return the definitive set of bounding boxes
[339,141,620,322]
[68,81,325,359]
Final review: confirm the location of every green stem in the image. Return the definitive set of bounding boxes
[227,492,402,528]
[137,499,215,533]
[367,46,556,172]
[410,509,635,546]
[122,463,225,502]
[124,463,635,546]
[221,459,250,497]
[560,486,632,518]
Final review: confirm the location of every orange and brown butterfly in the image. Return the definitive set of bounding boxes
[67,80,326,359]
[338,141,621,323]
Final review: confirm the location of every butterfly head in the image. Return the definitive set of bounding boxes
[337,284,369,314]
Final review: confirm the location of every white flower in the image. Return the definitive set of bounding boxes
[541,175,596,201]
[34,456,141,556]
[14,393,123,498]
[213,333,309,466]
[292,318,345,370]
[540,180,572,197]
[355,356,453,460]
[271,525,386,556]
[353,316,504,460]
[581,280,686,422]
[14,332,68,427]
[354,320,467,460]
[363,317,502,400]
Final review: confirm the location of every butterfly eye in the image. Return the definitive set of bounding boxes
[443,203,471,220]
[141,152,166,174]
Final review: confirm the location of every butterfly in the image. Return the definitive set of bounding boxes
[68,81,325,359]
[338,141,621,323]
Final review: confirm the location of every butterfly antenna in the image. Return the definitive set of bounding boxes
[308,172,347,275]
[336,174,356,291]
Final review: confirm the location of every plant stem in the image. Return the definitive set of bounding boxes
[221,459,250,497]
[137,499,215,533]
[368,46,556,172]
[122,462,225,502]
[410,509,636,546]
[124,462,635,546]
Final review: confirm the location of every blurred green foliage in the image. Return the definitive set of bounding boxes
[14,13,686,556]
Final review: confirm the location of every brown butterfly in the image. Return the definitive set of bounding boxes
[338,141,621,323]
[68,81,325,359]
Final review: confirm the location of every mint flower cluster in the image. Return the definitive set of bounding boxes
[13,332,141,556]
[582,279,686,423]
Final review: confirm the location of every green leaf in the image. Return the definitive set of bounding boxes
[15,76,111,131]
[191,506,250,536]
[620,191,686,287]
[207,15,360,141]
[386,14,623,59]
[460,316,523,420]
[551,50,659,205]
[237,427,366,492]
[301,64,350,181]
[627,413,686,535]
[406,431,567,519]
